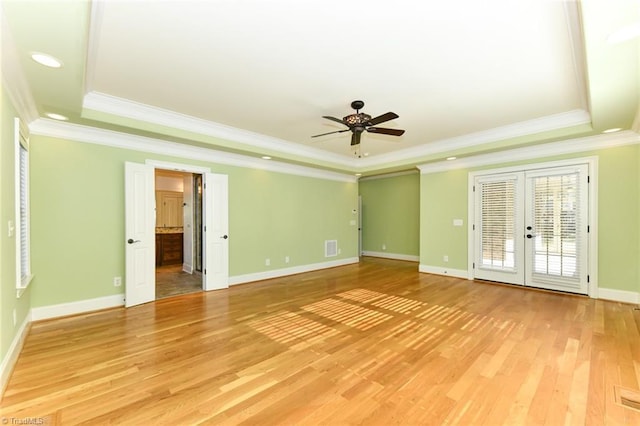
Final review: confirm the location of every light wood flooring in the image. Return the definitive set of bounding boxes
[2,257,640,425]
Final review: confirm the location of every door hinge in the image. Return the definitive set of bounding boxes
[204,269,207,275]
[587,176,590,183]
[204,226,206,232]
[587,225,590,233]
[472,262,475,269]
[473,185,475,192]
[587,275,590,283]
[472,224,475,231]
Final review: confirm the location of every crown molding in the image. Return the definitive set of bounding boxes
[82,92,595,175]
[358,109,592,168]
[82,91,356,168]
[29,118,357,183]
[0,5,39,124]
[417,130,640,174]
[359,169,419,181]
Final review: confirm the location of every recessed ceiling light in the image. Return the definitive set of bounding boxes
[608,22,640,44]
[261,156,271,160]
[363,152,369,157]
[602,128,622,134]
[31,52,63,68]
[45,113,68,121]
[355,173,362,177]
[446,156,457,161]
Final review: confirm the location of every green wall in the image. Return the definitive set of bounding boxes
[0,83,32,364]
[420,145,640,293]
[29,136,359,307]
[359,172,420,257]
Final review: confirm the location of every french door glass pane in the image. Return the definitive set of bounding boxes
[531,172,580,281]
[480,179,516,270]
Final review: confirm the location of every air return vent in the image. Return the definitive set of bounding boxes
[325,240,338,257]
[615,386,640,412]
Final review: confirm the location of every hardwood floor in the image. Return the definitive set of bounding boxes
[2,257,639,425]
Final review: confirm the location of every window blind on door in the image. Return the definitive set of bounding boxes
[531,172,580,281]
[19,143,30,283]
[479,179,516,270]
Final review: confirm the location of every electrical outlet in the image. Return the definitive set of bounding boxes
[13,309,17,326]
[382,244,386,251]
[338,248,341,254]
[443,255,449,262]
[113,276,122,287]
[285,256,290,264]
[265,258,271,266]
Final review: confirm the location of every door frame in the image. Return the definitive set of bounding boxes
[467,156,598,298]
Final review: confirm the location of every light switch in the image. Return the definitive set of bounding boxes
[453,219,463,226]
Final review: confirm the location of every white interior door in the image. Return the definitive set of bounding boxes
[203,172,229,291]
[474,164,589,294]
[125,162,156,307]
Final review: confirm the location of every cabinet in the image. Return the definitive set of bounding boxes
[156,233,183,266]
[156,191,183,228]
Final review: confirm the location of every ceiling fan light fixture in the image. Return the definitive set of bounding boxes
[344,113,372,126]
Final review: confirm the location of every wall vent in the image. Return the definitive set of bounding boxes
[325,240,338,257]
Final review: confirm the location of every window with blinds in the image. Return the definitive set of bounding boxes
[479,179,516,270]
[15,117,32,293]
[531,172,579,280]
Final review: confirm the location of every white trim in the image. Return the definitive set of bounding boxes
[83,91,594,171]
[360,109,591,169]
[83,92,355,167]
[0,311,31,400]
[31,294,125,322]
[418,131,639,174]
[146,160,211,174]
[597,288,640,304]
[358,170,419,181]
[418,264,469,279]
[467,156,598,298]
[29,118,357,183]
[228,257,359,286]
[362,251,419,262]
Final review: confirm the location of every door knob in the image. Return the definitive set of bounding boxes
[221,235,228,239]
[526,226,532,230]
[526,234,533,239]
[127,238,141,244]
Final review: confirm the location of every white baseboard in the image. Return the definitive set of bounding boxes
[597,287,640,304]
[31,294,125,322]
[1,312,31,401]
[229,257,360,286]
[419,264,469,279]
[361,251,419,262]
[182,263,193,274]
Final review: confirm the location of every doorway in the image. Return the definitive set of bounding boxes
[469,160,594,295]
[154,169,204,299]
[124,161,229,308]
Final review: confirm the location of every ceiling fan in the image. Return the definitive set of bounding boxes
[312,100,405,146]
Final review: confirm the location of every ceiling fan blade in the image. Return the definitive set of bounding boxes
[366,127,405,136]
[322,116,347,126]
[367,112,399,126]
[311,129,350,138]
[351,132,361,146]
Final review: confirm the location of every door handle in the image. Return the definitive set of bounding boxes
[127,238,141,244]
[526,234,533,239]
[221,235,228,239]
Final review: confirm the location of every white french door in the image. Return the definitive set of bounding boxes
[474,164,589,294]
[125,162,229,307]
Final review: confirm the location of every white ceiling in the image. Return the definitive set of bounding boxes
[2,0,639,175]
